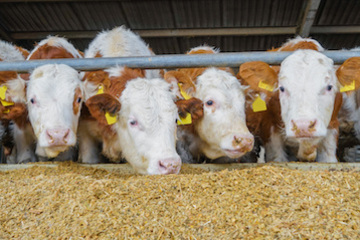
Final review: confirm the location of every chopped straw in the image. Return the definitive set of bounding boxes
[1,162,360,239]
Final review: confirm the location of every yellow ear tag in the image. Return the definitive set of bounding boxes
[177,112,192,125]
[96,85,104,95]
[252,95,267,112]
[1,100,14,107]
[0,85,7,100]
[3,109,10,114]
[178,83,191,100]
[340,80,355,93]
[105,111,117,125]
[258,80,274,92]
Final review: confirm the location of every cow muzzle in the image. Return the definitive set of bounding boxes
[290,119,318,138]
[157,157,182,175]
[45,128,73,146]
[222,134,254,158]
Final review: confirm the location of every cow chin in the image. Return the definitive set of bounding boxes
[43,146,70,158]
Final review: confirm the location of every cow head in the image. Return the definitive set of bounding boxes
[27,64,83,158]
[239,50,360,143]
[166,59,254,159]
[0,41,29,126]
[84,67,181,175]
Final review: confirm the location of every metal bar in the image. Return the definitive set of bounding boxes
[10,27,297,40]
[1,162,360,172]
[311,26,360,34]
[297,0,322,37]
[0,51,359,73]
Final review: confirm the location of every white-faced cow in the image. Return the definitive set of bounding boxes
[12,36,83,163]
[165,46,254,163]
[238,38,360,162]
[80,26,181,175]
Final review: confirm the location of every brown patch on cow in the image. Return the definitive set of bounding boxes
[176,98,204,121]
[85,93,121,126]
[269,41,320,52]
[187,48,217,55]
[20,73,30,81]
[165,71,196,96]
[94,51,102,58]
[238,61,278,94]
[15,46,30,59]
[336,57,360,92]
[108,67,146,98]
[0,71,18,84]
[328,92,343,130]
[73,87,82,115]
[77,50,85,57]
[1,102,28,128]
[28,44,77,60]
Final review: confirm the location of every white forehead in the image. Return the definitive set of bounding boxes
[85,26,153,58]
[196,68,245,99]
[0,41,25,61]
[279,50,335,88]
[28,64,81,97]
[27,36,82,59]
[120,78,177,124]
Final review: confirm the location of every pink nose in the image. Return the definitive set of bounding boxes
[46,128,71,146]
[232,134,254,152]
[158,157,182,175]
[291,119,318,137]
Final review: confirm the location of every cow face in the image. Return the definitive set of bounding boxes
[27,64,83,157]
[193,68,254,159]
[86,78,181,175]
[279,50,337,139]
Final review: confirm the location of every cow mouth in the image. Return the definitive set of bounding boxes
[223,149,247,158]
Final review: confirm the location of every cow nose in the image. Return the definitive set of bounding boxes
[158,157,181,175]
[291,119,318,137]
[232,134,254,152]
[46,128,71,146]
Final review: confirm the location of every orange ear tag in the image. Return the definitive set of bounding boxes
[252,95,267,112]
[340,80,355,93]
[0,85,7,100]
[258,80,274,92]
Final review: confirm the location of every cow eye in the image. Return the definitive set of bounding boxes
[129,120,137,126]
[206,100,214,106]
[279,86,285,92]
[77,97,82,103]
[30,98,35,104]
[326,85,333,91]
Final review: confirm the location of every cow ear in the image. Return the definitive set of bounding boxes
[1,103,28,128]
[336,57,360,92]
[237,61,278,92]
[165,71,196,98]
[85,93,121,126]
[176,98,204,124]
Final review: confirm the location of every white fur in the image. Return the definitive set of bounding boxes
[179,67,253,161]
[0,40,26,61]
[277,36,325,52]
[26,64,83,158]
[27,36,82,59]
[84,26,160,79]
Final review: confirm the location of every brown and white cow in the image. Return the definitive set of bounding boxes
[80,26,181,175]
[238,38,360,162]
[11,36,83,163]
[164,46,254,163]
[0,41,29,163]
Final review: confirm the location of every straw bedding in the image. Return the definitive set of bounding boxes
[1,162,360,239]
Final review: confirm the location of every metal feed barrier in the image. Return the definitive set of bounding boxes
[0,50,359,72]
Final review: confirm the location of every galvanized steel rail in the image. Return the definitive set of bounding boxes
[0,51,359,72]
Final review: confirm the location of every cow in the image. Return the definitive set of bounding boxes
[0,40,29,163]
[238,39,360,162]
[80,26,181,175]
[164,46,255,163]
[11,36,83,163]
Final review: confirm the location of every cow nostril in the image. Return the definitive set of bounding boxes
[159,161,167,170]
[309,120,317,129]
[234,136,242,144]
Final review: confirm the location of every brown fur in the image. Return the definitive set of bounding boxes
[15,46,30,59]
[28,44,76,60]
[0,71,18,84]
[72,87,82,115]
[336,57,360,91]
[328,92,343,130]
[269,41,320,52]
[1,103,28,128]
[85,93,121,126]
